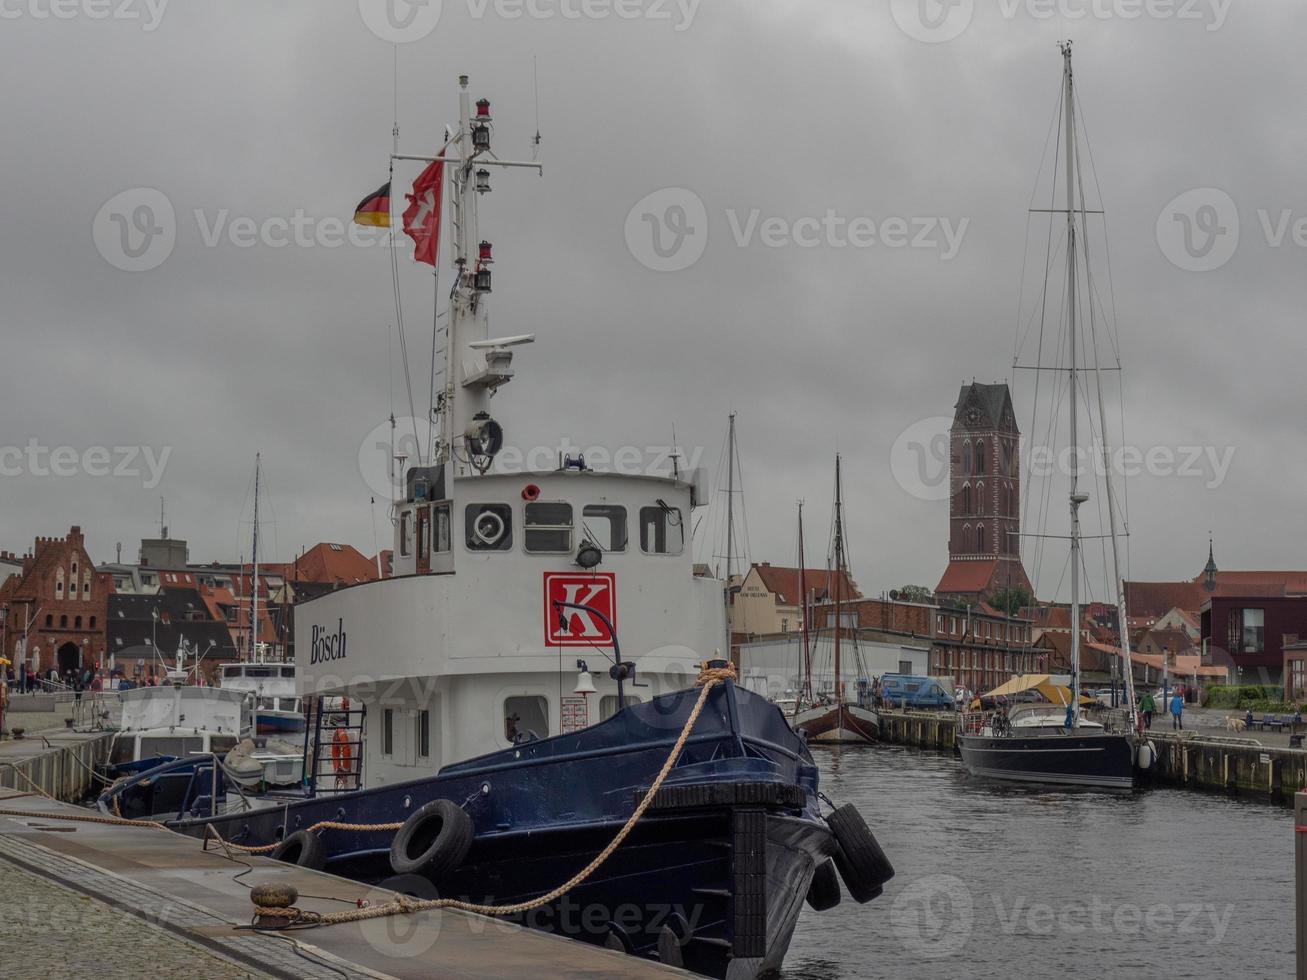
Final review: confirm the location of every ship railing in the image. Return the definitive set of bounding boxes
[959,710,996,736]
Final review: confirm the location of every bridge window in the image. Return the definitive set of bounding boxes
[524,502,573,554]
[504,696,549,744]
[399,510,411,557]
[465,504,513,552]
[639,505,684,555]
[582,504,627,552]
[382,708,394,756]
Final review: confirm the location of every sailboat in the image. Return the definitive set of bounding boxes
[101,74,893,978]
[957,42,1144,790]
[792,455,880,744]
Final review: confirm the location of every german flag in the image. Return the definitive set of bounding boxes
[353,182,391,228]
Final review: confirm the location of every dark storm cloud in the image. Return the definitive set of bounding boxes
[0,0,1301,598]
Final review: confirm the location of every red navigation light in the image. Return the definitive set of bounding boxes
[476,99,492,121]
[479,241,494,264]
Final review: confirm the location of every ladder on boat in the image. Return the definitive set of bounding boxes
[305,696,365,796]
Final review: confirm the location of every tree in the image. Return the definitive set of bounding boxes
[989,587,1032,617]
[896,585,933,603]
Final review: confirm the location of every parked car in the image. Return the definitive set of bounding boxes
[880,674,956,710]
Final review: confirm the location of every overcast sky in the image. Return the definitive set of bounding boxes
[1,0,1303,600]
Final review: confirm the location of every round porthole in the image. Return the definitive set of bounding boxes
[403,795,412,809]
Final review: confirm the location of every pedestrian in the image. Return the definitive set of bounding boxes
[1170,690,1184,731]
[1140,691,1156,730]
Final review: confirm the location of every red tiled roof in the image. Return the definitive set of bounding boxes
[290,543,381,586]
[749,563,860,605]
[935,559,998,595]
[1140,628,1196,655]
[1126,576,1297,620]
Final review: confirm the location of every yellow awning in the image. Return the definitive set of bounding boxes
[975,673,1094,707]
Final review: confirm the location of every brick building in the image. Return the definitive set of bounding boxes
[0,526,112,678]
[935,383,1033,605]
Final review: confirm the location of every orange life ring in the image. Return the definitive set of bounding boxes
[331,727,353,773]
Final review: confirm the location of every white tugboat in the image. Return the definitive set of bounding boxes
[102,74,893,978]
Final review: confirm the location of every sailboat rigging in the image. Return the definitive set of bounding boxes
[957,42,1152,790]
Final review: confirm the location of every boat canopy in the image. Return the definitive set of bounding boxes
[974,674,1094,707]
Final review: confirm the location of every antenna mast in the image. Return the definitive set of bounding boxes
[249,453,260,663]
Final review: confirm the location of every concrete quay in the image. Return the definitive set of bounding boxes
[0,788,690,980]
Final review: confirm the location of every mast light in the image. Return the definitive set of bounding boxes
[472,124,491,151]
[476,98,492,121]
[479,241,494,264]
[474,266,492,292]
[475,168,491,194]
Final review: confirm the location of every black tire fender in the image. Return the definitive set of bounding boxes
[271,829,326,871]
[805,858,842,912]
[388,799,474,880]
[828,804,894,903]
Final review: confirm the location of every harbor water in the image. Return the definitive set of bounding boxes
[783,745,1293,979]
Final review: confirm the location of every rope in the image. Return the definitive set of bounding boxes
[253,662,736,928]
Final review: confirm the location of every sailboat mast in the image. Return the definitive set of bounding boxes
[723,412,736,659]
[832,455,844,703]
[797,500,812,712]
[1062,42,1084,730]
[250,452,260,663]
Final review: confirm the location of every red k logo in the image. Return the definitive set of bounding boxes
[544,572,616,647]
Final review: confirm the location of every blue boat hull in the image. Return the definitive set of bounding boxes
[103,681,840,978]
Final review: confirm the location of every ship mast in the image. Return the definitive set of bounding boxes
[724,412,737,660]
[796,500,812,716]
[249,452,260,663]
[392,76,543,478]
[1062,42,1085,731]
[832,455,845,705]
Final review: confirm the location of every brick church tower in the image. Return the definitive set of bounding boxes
[935,383,1034,603]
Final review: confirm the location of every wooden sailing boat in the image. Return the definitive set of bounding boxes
[793,455,879,744]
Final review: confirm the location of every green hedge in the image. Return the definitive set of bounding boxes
[1204,684,1292,711]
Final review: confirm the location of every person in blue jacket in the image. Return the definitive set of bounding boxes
[1170,691,1184,730]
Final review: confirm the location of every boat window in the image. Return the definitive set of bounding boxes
[434,502,452,554]
[465,504,513,551]
[599,694,640,721]
[639,505,684,555]
[210,735,238,754]
[280,666,294,678]
[417,710,431,758]
[139,736,204,758]
[582,505,627,552]
[382,708,394,756]
[418,507,430,562]
[504,696,549,744]
[524,502,573,553]
[399,510,412,557]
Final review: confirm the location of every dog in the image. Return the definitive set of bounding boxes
[1225,716,1246,733]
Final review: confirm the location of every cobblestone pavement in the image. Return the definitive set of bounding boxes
[0,858,272,979]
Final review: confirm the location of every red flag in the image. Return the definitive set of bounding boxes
[403,158,444,266]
